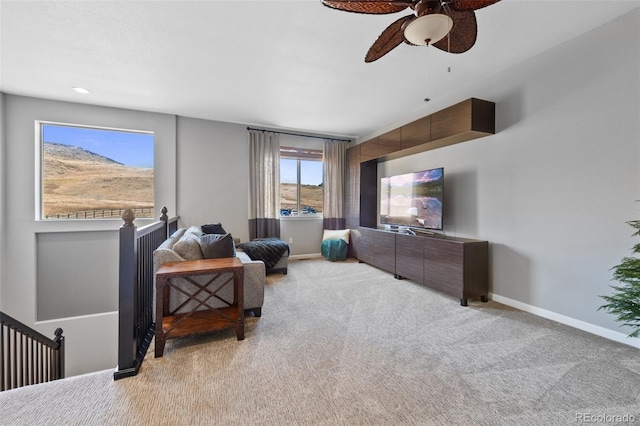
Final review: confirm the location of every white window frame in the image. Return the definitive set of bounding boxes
[35,121,155,221]
[279,146,323,218]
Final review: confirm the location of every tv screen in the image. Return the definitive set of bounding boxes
[380,167,444,230]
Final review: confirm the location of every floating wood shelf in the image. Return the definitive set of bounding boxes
[357,98,495,163]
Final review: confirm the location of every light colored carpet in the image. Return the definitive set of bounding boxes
[2,258,640,425]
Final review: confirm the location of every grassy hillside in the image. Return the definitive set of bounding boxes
[281,183,322,213]
[43,142,154,218]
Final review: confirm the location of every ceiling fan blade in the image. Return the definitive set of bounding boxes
[322,0,411,14]
[448,0,501,11]
[365,15,414,62]
[431,9,477,53]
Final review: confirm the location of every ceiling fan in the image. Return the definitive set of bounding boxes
[322,0,501,62]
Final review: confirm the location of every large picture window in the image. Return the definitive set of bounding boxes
[38,122,154,220]
[280,146,323,216]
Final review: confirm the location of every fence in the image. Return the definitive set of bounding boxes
[45,207,154,220]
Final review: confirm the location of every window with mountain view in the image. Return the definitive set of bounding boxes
[39,123,154,220]
[280,146,323,216]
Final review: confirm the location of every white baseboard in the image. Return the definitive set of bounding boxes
[490,293,640,349]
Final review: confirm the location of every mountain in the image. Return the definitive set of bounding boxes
[44,142,124,166]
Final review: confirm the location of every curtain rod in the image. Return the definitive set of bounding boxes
[246,126,351,143]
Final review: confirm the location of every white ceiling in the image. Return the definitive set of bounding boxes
[1,0,638,138]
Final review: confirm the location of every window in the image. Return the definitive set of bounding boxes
[38,122,154,220]
[280,146,323,216]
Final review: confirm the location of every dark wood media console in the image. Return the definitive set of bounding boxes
[354,227,489,306]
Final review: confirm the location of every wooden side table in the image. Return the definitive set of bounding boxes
[154,257,244,357]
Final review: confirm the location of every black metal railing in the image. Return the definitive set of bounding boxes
[114,207,178,380]
[1,312,65,391]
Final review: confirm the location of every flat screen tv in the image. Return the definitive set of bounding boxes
[380,167,444,230]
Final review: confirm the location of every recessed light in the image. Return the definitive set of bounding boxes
[72,87,90,94]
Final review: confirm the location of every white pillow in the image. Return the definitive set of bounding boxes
[322,229,350,244]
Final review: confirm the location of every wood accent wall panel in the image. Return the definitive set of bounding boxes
[359,161,378,229]
[429,98,495,150]
[359,138,379,162]
[345,145,360,231]
[377,128,401,156]
[470,98,496,134]
[430,99,473,141]
[358,98,495,163]
[401,115,431,149]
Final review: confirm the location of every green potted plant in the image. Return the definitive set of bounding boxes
[599,219,640,338]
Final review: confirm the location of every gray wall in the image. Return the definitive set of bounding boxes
[176,116,251,239]
[367,9,640,343]
[36,231,119,320]
[176,120,325,256]
[0,92,4,301]
[280,217,324,257]
[1,95,177,376]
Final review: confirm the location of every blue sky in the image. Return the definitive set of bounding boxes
[43,124,154,168]
[280,159,322,185]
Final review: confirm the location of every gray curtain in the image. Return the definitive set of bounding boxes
[322,139,349,230]
[248,130,280,239]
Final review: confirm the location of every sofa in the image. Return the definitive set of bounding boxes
[153,226,265,317]
[267,252,288,275]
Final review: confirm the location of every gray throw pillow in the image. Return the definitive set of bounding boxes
[200,233,236,259]
[201,223,227,234]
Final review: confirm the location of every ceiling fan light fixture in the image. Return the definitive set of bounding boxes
[404,14,453,46]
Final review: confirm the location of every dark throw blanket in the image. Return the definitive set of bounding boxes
[239,238,289,270]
